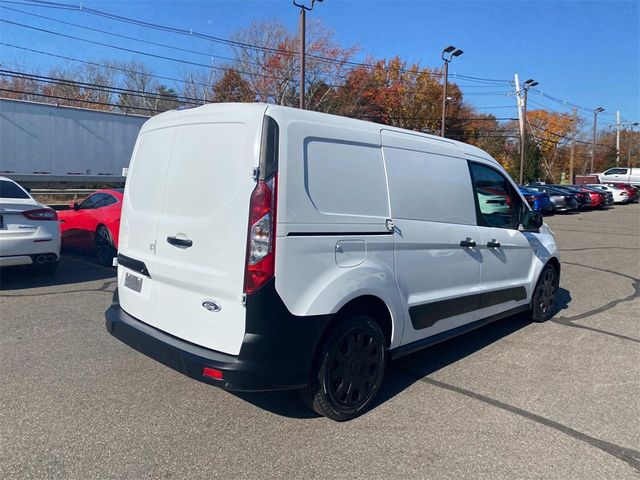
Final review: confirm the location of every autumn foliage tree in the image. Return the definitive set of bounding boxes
[213,69,255,103]
[228,20,357,109]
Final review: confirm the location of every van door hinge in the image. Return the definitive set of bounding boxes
[385,218,395,232]
[241,293,247,306]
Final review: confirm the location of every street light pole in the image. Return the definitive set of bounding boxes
[591,107,604,173]
[518,79,539,185]
[440,45,463,137]
[293,0,323,110]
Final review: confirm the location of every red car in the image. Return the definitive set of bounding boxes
[605,183,639,202]
[576,186,606,208]
[58,188,122,266]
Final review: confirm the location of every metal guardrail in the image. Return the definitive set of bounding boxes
[30,189,95,196]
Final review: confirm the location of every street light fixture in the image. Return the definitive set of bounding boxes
[293,0,323,110]
[518,78,539,185]
[440,45,463,137]
[591,106,605,173]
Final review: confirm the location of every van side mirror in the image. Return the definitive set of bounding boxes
[521,209,543,231]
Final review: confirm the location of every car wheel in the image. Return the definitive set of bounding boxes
[529,264,558,322]
[95,226,116,267]
[299,315,386,421]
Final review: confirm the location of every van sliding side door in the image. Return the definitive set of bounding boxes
[381,130,482,346]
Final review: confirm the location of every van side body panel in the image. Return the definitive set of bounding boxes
[266,108,404,348]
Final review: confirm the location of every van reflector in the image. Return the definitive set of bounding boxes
[203,367,223,380]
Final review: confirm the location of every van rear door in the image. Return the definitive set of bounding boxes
[151,106,267,356]
[118,124,175,327]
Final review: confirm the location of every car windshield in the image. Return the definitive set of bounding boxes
[0,180,30,199]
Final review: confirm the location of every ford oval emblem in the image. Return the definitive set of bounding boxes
[202,300,222,313]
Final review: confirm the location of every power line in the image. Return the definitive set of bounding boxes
[0,86,161,113]
[0,5,247,67]
[0,69,203,104]
[0,18,290,81]
[0,42,216,91]
[6,0,513,84]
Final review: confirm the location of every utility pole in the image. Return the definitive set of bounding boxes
[519,78,539,185]
[293,0,323,110]
[616,110,621,165]
[440,45,463,137]
[299,7,305,109]
[627,122,639,168]
[569,107,577,183]
[591,107,604,173]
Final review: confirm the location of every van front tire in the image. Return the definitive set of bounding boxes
[529,264,558,322]
[300,315,386,421]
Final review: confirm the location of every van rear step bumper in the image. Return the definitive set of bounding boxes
[105,280,331,392]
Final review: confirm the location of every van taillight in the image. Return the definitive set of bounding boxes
[244,176,277,294]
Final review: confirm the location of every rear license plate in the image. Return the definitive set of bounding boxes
[124,272,143,292]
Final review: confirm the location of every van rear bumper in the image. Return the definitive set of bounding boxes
[105,280,331,392]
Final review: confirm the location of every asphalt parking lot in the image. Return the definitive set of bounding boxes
[1,204,639,479]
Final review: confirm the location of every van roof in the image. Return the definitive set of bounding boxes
[143,102,500,166]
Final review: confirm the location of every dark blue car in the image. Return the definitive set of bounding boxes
[519,186,554,214]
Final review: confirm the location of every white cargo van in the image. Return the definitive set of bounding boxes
[106,103,560,421]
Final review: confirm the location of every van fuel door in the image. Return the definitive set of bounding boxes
[335,240,366,268]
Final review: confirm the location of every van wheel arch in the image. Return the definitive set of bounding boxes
[545,257,561,280]
[321,295,394,349]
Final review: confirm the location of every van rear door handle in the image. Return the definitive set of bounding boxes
[167,236,193,248]
[486,240,501,248]
[459,239,477,248]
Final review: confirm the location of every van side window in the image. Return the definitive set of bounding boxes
[469,162,521,229]
[305,140,388,217]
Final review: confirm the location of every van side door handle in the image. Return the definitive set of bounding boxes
[459,239,477,248]
[486,240,501,248]
[167,236,193,248]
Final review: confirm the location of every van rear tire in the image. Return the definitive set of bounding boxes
[299,315,386,421]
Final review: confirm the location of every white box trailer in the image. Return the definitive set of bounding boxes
[0,98,148,184]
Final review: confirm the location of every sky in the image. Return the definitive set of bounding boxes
[1,0,638,127]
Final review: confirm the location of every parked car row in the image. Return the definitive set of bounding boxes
[1,174,636,276]
[0,177,122,273]
[520,182,638,214]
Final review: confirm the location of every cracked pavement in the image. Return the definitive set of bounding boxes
[1,203,638,479]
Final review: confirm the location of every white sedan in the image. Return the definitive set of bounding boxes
[0,176,61,273]
[587,184,629,204]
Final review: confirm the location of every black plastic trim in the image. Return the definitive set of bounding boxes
[287,231,392,237]
[105,278,331,391]
[409,286,527,330]
[117,253,151,278]
[391,304,529,360]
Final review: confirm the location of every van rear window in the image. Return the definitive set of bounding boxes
[0,180,30,199]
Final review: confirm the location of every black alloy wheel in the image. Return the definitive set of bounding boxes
[530,264,558,322]
[95,226,117,267]
[300,315,386,421]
